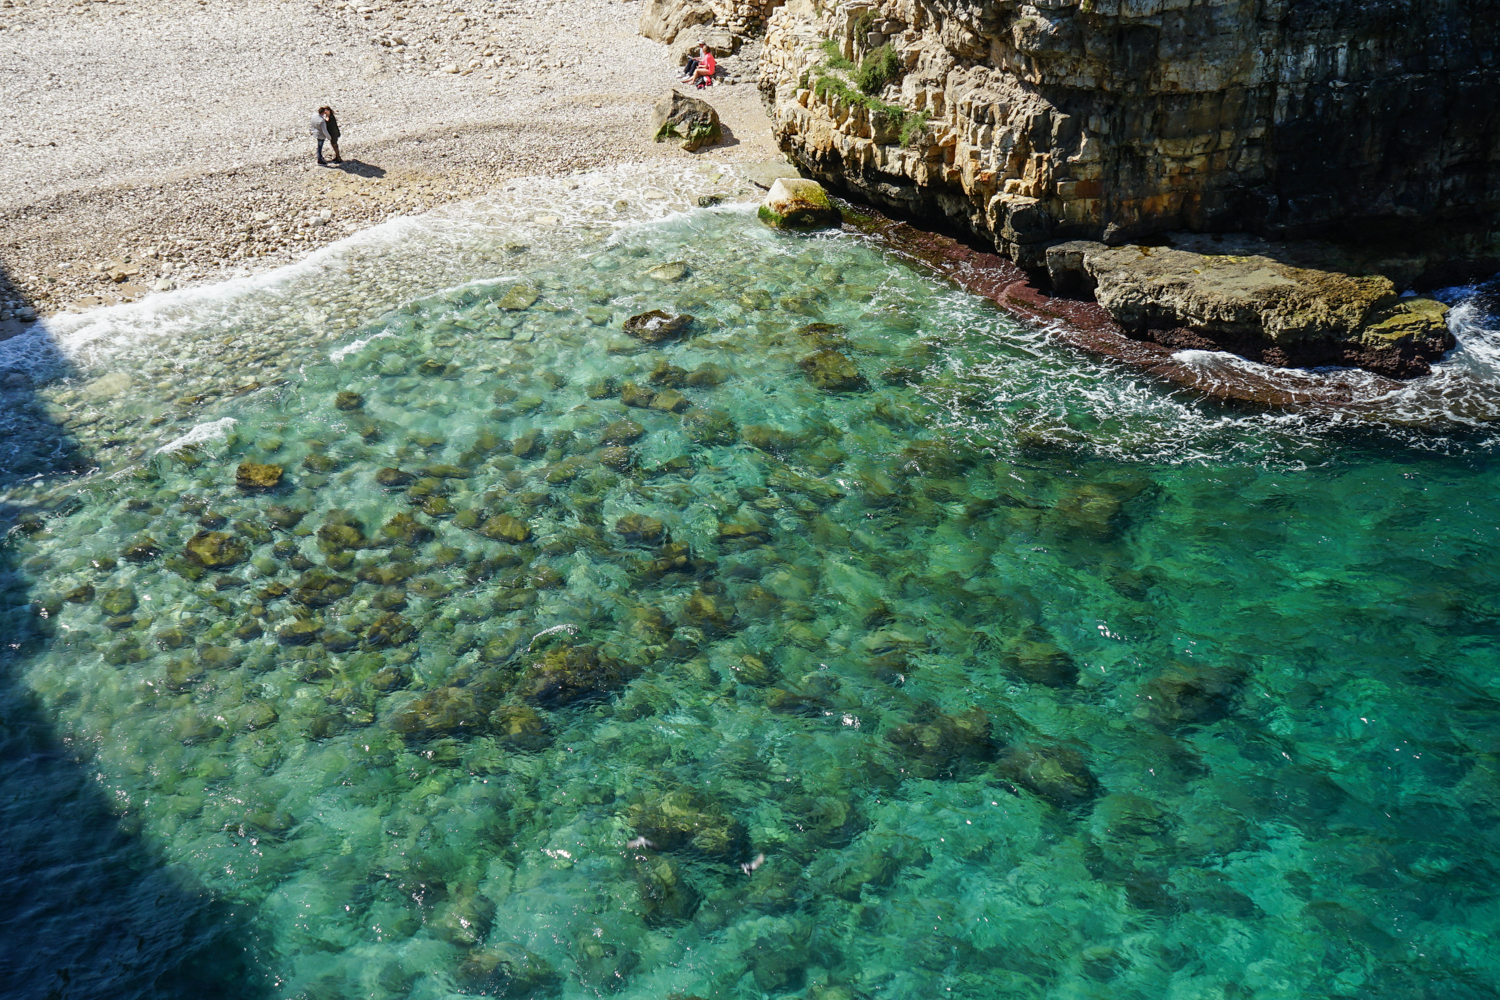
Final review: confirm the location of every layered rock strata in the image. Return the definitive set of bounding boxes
[640,0,786,45]
[759,0,1500,262]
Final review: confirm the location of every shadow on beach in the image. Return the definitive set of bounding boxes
[0,265,271,1000]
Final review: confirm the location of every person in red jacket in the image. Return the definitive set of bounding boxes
[682,44,715,88]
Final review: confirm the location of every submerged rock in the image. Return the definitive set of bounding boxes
[292,569,355,607]
[98,587,138,616]
[624,310,693,344]
[184,530,249,569]
[277,619,322,646]
[758,177,841,230]
[375,467,416,488]
[265,505,306,529]
[389,687,488,737]
[635,853,701,926]
[997,744,1099,806]
[497,284,540,310]
[627,788,747,859]
[121,536,162,563]
[615,514,667,544]
[457,943,559,996]
[518,644,633,707]
[478,513,533,544]
[490,704,553,751]
[334,391,364,410]
[1000,634,1079,687]
[798,349,867,392]
[1132,661,1244,728]
[600,419,646,445]
[886,704,994,779]
[235,461,284,491]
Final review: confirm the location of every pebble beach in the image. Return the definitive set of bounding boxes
[0,0,777,326]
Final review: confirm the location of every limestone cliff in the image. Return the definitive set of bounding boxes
[758,0,1500,265]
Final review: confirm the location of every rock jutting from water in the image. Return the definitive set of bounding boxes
[759,177,841,230]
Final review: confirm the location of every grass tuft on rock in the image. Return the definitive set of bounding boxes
[856,43,901,95]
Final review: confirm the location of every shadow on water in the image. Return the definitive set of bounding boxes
[0,265,271,1000]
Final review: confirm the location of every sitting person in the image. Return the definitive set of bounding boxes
[687,44,715,87]
[679,44,702,83]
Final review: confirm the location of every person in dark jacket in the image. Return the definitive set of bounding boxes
[310,106,342,165]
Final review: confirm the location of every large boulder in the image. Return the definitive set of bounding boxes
[758,178,841,230]
[652,90,722,152]
[639,0,713,43]
[1046,240,1454,378]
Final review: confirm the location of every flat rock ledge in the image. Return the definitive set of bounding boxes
[846,204,1498,421]
[1047,241,1454,380]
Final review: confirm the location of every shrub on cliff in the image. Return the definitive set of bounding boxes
[857,44,900,95]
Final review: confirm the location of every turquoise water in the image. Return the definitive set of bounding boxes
[3,165,1500,1000]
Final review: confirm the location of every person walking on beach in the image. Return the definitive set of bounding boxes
[310,106,342,165]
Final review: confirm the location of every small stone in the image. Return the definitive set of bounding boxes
[184,530,250,569]
[277,619,322,646]
[649,389,690,413]
[623,310,693,344]
[98,587,138,616]
[236,461,284,491]
[477,513,532,543]
[497,284,539,310]
[646,261,689,282]
[600,419,645,445]
[64,584,96,603]
[292,569,355,607]
[335,391,364,410]
[798,349,867,392]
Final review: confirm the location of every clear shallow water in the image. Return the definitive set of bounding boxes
[2,164,1500,1000]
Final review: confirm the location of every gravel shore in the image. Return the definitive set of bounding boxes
[0,0,779,324]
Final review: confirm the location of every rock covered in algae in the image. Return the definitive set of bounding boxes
[1000,634,1079,687]
[456,942,559,995]
[798,349,867,392]
[98,587,137,616]
[334,391,364,410]
[490,704,553,751]
[615,514,666,543]
[635,852,701,926]
[235,461,283,491]
[478,513,533,543]
[518,644,633,707]
[184,530,249,569]
[277,619,322,646]
[996,744,1099,806]
[292,569,355,607]
[650,89,722,152]
[624,309,693,344]
[758,177,841,230]
[389,686,488,738]
[885,704,994,779]
[627,788,748,859]
[496,283,539,310]
[1132,661,1244,728]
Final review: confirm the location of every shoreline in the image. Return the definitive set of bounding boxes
[0,0,778,329]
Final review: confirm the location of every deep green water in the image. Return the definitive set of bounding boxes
[2,165,1499,1000]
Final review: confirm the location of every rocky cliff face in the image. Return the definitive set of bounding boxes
[640,0,786,45]
[758,0,1500,265]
